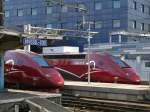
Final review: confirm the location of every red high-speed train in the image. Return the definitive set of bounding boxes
[4,49,64,89]
[44,52,141,84]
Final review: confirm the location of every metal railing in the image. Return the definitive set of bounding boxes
[84,42,150,52]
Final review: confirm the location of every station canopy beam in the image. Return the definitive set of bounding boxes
[0,28,22,51]
[109,30,150,43]
[23,24,98,39]
[110,30,150,37]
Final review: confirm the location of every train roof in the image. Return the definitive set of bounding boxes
[6,49,40,57]
[42,52,109,59]
[42,51,110,56]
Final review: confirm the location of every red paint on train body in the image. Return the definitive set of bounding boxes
[4,50,64,89]
[44,52,141,84]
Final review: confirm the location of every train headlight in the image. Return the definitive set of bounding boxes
[45,74,51,78]
[136,79,140,82]
[33,77,39,81]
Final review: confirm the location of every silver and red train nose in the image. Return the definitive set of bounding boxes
[45,72,64,88]
[129,74,141,84]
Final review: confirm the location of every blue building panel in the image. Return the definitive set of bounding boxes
[4,0,150,45]
[127,0,150,33]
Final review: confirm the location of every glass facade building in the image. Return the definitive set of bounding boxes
[4,0,150,44]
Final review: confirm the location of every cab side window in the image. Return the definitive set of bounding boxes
[15,59,24,65]
[98,60,104,65]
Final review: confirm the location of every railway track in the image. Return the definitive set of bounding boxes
[62,93,150,112]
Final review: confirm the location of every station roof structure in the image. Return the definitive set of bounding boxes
[0,27,22,51]
[23,24,98,39]
[109,30,150,38]
[0,24,98,51]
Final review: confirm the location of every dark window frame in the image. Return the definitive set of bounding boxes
[133,1,137,10]
[17,9,23,17]
[145,62,150,67]
[44,54,86,59]
[113,0,121,9]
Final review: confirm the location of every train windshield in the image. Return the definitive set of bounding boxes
[112,56,130,68]
[32,56,49,67]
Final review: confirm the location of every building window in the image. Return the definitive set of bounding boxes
[149,24,150,32]
[46,24,52,28]
[17,9,23,16]
[141,4,145,13]
[145,62,150,67]
[31,8,37,15]
[76,21,84,30]
[62,6,68,12]
[32,24,37,27]
[113,0,120,8]
[113,20,120,28]
[133,1,137,10]
[95,2,102,10]
[5,10,10,17]
[16,25,23,29]
[46,6,52,14]
[95,21,102,29]
[141,23,144,31]
[75,3,86,12]
[78,4,86,10]
[132,20,136,29]
[148,7,150,15]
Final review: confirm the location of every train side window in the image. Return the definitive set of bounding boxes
[98,60,104,65]
[112,56,130,68]
[145,62,150,67]
[32,56,49,67]
[15,59,24,65]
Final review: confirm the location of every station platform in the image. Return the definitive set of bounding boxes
[63,81,150,102]
[0,89,71,112]
[0,89,61,104]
